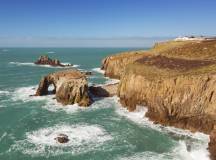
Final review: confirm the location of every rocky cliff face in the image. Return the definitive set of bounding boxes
[101,51,149,79]
[102,39,216,159]
[209,128,216,160]
[118,70,216,133]
[89,83,118,97]
[35,70,92,106]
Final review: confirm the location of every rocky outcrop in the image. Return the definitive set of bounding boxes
[35,69,92,106]
[209,128,216,160]
[102,39,216,159]
[118,70,216,133]
[34,55,72,67]
[55,134,69,143]
[89,83,118,97]
[101,51,149,79]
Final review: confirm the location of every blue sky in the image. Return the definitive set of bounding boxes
[0,0,216,47]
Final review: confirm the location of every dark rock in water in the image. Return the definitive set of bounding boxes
[81,71,92,76]
[89,83,118,97]
[55,134,69,143]
[34,55,72,67]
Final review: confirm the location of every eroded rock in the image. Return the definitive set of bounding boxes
[89,83,118,97]
[55,134,69,143]
[101,39,216,159]
[34,55,72,67]
[35,69,92,106]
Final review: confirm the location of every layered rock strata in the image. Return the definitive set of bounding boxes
[101,39,216,159]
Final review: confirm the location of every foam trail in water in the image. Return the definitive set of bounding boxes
[0,90,10,96]
[115,102,210,160]
[92,68,105,74]
[0,132,7,142]
[47,51,55,54]
[10,124,112,156]
[9,62,80,69]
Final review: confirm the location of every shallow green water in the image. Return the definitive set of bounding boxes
[0,48,210,160]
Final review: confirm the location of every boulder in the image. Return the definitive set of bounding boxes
[55,134,69,143]
[89,83,118,97]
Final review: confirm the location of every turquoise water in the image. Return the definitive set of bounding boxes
[0,48,210,160]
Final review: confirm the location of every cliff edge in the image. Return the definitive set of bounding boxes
[101,38,216,159]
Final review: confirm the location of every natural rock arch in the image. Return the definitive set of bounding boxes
[35,70,93,106]
[35,76,56,96]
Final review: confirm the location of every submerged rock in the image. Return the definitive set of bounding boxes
[55,134,69,143]
[81,71,92,76]
[34,55,72,67]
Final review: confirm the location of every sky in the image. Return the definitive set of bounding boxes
[0,0,216,47]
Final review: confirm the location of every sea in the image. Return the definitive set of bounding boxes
[0,48,210,160]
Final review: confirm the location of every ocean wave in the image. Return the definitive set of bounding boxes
[10,85,115,113]
[9,62,80,69]
[104,78,120,85]
[47,51,55,54]
[115,104,210,160]
[42,96,116,113]
[92,68,105,74]
[10,124,112,157]
[0,132,7,142]
[0,90,10,96]
[11,86,55,103]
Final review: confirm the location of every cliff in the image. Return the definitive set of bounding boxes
[101,39,216,159]
[101,50,149,79]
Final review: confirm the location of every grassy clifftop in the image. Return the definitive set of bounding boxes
[126,39,216,80]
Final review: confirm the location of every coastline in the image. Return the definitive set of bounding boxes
[101,38,216,159]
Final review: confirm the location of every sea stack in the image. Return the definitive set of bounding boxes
[35,69,92,106]
[34,55,72,67]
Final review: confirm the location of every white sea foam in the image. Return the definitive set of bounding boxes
[105,78,120,85]
[11,86,54,103]
[118,151,171,160]
[10,124,112,156]
[0,105,6,108]
[0,90,10,96]
[47,51,55,54]
[43,96,116,113]
[118,139,209,160]
[10,85,115,113]
[116,104,210,160]
[173,140,210,160]
[0,132,7,142]
[92,67,105,74]
[71,64,80,68]
[9,62,79,69]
